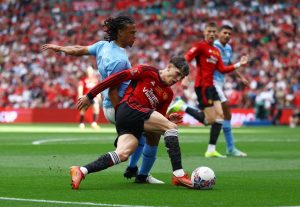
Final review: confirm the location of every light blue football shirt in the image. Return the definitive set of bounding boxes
[88,41,131,108]
[213,39,233,84]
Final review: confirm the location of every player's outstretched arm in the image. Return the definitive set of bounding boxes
[217,54,249,74]
[235,70,249,87]
[41,44,89,56]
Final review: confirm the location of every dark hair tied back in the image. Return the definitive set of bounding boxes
[104,16,135,42]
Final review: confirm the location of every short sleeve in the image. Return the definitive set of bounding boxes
[88,41,104,56]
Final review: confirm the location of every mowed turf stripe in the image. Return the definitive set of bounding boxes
[0,197,168,207]
[0,125,288,134]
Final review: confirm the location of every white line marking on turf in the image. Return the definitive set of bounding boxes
[32,137,101,145]
[0,197,168,207]
[31,137,300,145]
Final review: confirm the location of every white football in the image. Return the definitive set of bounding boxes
[191,166,216,190]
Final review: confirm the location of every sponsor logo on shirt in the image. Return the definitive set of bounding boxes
[143,87,159,108]
[206,55,218,64]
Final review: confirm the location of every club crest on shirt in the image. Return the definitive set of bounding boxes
[209,49,220,56]
[163,92,169,100]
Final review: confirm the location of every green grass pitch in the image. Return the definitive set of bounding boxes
[0,124,299,207]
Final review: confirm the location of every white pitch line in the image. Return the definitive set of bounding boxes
[31,137,300,145]
[32,137,101,145]
[0,197,168,207]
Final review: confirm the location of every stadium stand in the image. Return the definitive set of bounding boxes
[0,0,299,124]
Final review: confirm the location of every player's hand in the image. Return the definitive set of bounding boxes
[41,44,61,52]
[240,55,249,67]
[168,113,183,124]
[181,76,189,89]
[76,96,92,111]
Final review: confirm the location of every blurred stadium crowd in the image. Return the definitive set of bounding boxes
[0,0,299,118]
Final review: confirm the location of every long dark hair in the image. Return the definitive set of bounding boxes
[103,16,135,42]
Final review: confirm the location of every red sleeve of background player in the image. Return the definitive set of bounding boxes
[87,66,143,99]
[157,89,174,116]
[185,42,203,62]
[216,54,236,74]
[78,78,84,87]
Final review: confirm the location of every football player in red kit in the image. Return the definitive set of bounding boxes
[70,56,194,190]
[78,66,102,129]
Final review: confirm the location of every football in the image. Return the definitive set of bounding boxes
[191,166,216,190]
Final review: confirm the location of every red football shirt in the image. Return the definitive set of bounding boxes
[185,40,235,87]
[89,65,173,116]
[78,76,99,94]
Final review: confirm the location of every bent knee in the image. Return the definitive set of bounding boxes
[116,151,130,162]
[216,112,224,120]
[166,122,177,130]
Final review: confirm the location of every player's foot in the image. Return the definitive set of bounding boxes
[134,174,165,184]
[91,122,100,129]
[70,166,85,190]
[123,166,138,179]
[204,150,227,158]
[172,173,193,188]
[79,123,85,129]
[167,98,185,114]
[227,148,247,157]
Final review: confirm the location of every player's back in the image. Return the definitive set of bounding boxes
[121,65,173,114]
[88,40,131,108]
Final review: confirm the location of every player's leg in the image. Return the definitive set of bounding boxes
[135,132,164,184]
[115,102,161,183]
[123,135,145,178]
[167,97,207,125]
[205,101,226,158]
[79,109,85,129]
[103,106,152,181]
[91,96,100,129]
[144,111,192,188]
[70,134,138,190]
[222,102,247,157]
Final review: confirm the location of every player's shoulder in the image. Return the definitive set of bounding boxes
[130,64,158,77]
[225,43,232,51]
[135,64,158,72]
[213,40,222,47]
[91,40,107,47]
[193,40,206,47]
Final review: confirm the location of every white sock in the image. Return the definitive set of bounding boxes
[207,144,216,152]
[173,169,185,177]
[80,167,88,176]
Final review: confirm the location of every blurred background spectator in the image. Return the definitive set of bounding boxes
[0,0,299,120]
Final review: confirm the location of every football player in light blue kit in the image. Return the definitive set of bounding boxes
[41,16,163,183]
[212,25,248,156]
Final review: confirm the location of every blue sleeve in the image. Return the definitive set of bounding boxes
[107,60,130,76]
[88,41,104,56]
